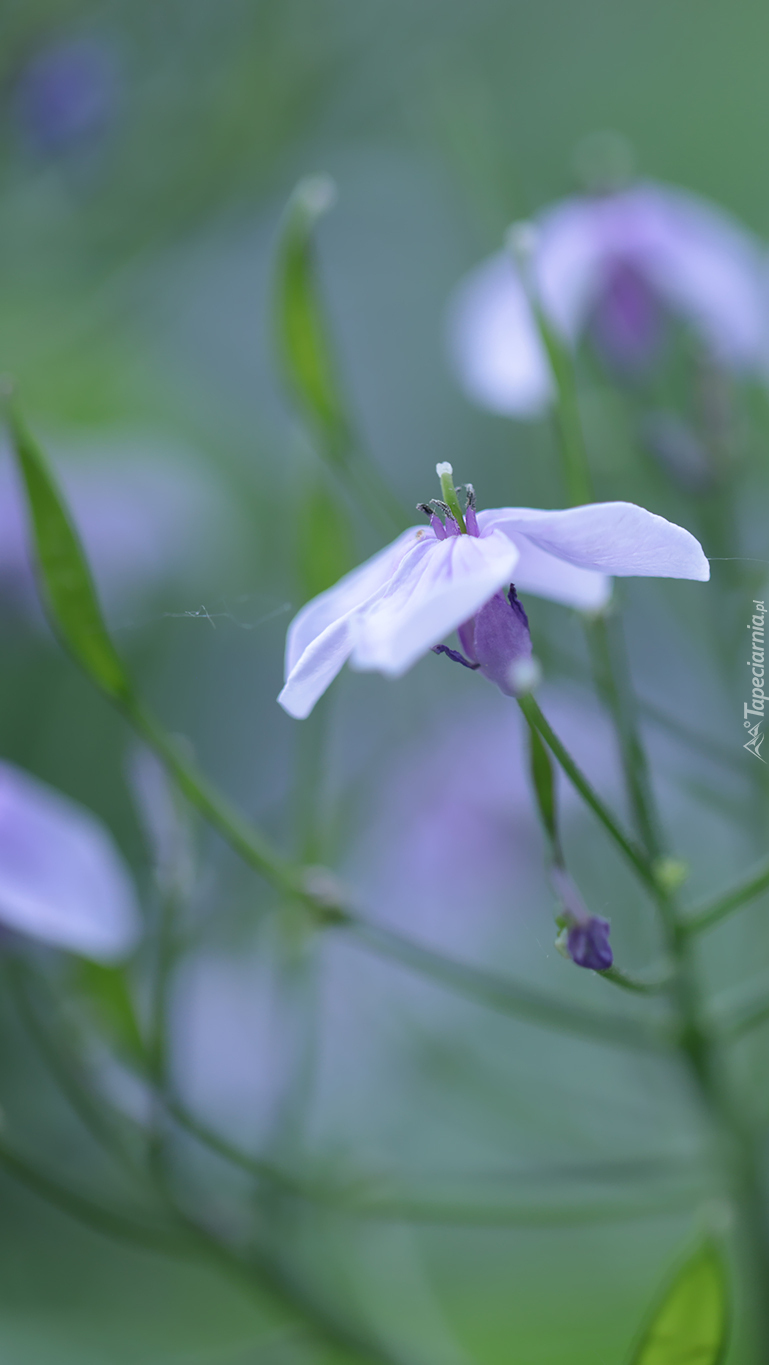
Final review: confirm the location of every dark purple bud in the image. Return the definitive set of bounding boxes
[566,916,613,971]
[15,37,118,156]
[457,586,532,696]
[588,258,665,375]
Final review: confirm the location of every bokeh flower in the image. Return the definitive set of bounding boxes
[448,181,769,416]
[278,465,709,718]
[0,760,140,961]
[14,36,119,156]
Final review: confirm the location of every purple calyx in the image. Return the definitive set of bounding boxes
[432,586,533,694]
[566,917,613,971]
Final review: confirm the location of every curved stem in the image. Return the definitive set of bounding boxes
[683,857,769,936]
[0,1139,187,1253]
[517,693,655,889]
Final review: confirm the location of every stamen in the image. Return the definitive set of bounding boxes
[432,644,480,670]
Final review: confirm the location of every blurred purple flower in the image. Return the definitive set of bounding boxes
[278,464,709,719]
[0,431,229,620]
[15,36,119,156]
[0,760,140,960]
[448,182,769,415]
[169,941,306,1147]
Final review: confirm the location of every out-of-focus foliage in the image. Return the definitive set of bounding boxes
[1,1,769,1363]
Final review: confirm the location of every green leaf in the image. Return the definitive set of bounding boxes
[631,1242,729,1364]
[528,721,558,846]
[274,174,351,466]
[75,960,146,1065]
[4,403,131,701]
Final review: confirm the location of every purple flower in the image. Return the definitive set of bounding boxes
[448,181,769,415]
[0,761,140,961]
[15,37,119,156]
[278,463,709,719]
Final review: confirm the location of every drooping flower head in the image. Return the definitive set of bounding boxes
[278,464,710,719]
[448,181,769,417]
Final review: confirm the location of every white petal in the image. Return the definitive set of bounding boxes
[446,253,553,417]
[279,610,361,719]
[0,763,140,961]
[284,527,423,676]
[279,527,426,718]
[479,503,710,581]
[351,530,519,677]
[506,534,611,609]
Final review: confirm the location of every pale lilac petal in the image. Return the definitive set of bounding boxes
[446,254,553,417]
[284,527,424,676]
[534,199,606,341]
[279,527,428,718]
[351,530,519,677]
[0,763,140,960]
[536,183,769,368]
[279,611,361,719]
[501,533,611,610]
[479,503,710,582]
[626,184,767,367]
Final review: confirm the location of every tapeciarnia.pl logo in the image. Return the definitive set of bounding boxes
[744,599,767,761]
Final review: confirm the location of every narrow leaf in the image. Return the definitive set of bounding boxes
[631,1242,729,1365]
[274,174,351,465]
[528,722,558,847]
[75,960,145,1064]
[5,404,131,701]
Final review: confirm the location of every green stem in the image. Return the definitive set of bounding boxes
[584,611,663,863]
[683,857,769,936]
[6,959,142,1179]
[597,964,673,995]
[124,701,301,897]
[0,1140,187,1254]
[121,695,665,1048]
[537,315,594,506]
[342,918,667,1052]
[517,693,655,889]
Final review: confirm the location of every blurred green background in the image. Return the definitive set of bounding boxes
[1,0,769,1361]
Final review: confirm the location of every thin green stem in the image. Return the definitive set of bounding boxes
[537,315,594,506]
[683,857,769,936]
[6,958,143,1179]
[342,917,667,1052]
[597,963,674,995]
[0,1140,188,1253]
[170,1102,708,1226]
[121,691,667,1047]
[124,701,301,898]
[517,693,655,889]
[585,612,663,863]
[711,976,769,1041]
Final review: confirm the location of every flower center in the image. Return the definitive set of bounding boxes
[417,463,479,537]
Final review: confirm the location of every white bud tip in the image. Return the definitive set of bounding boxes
[296,174,337,217]
[506,220,539,264]
[435,462,453,478]
[508,656,542,697]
